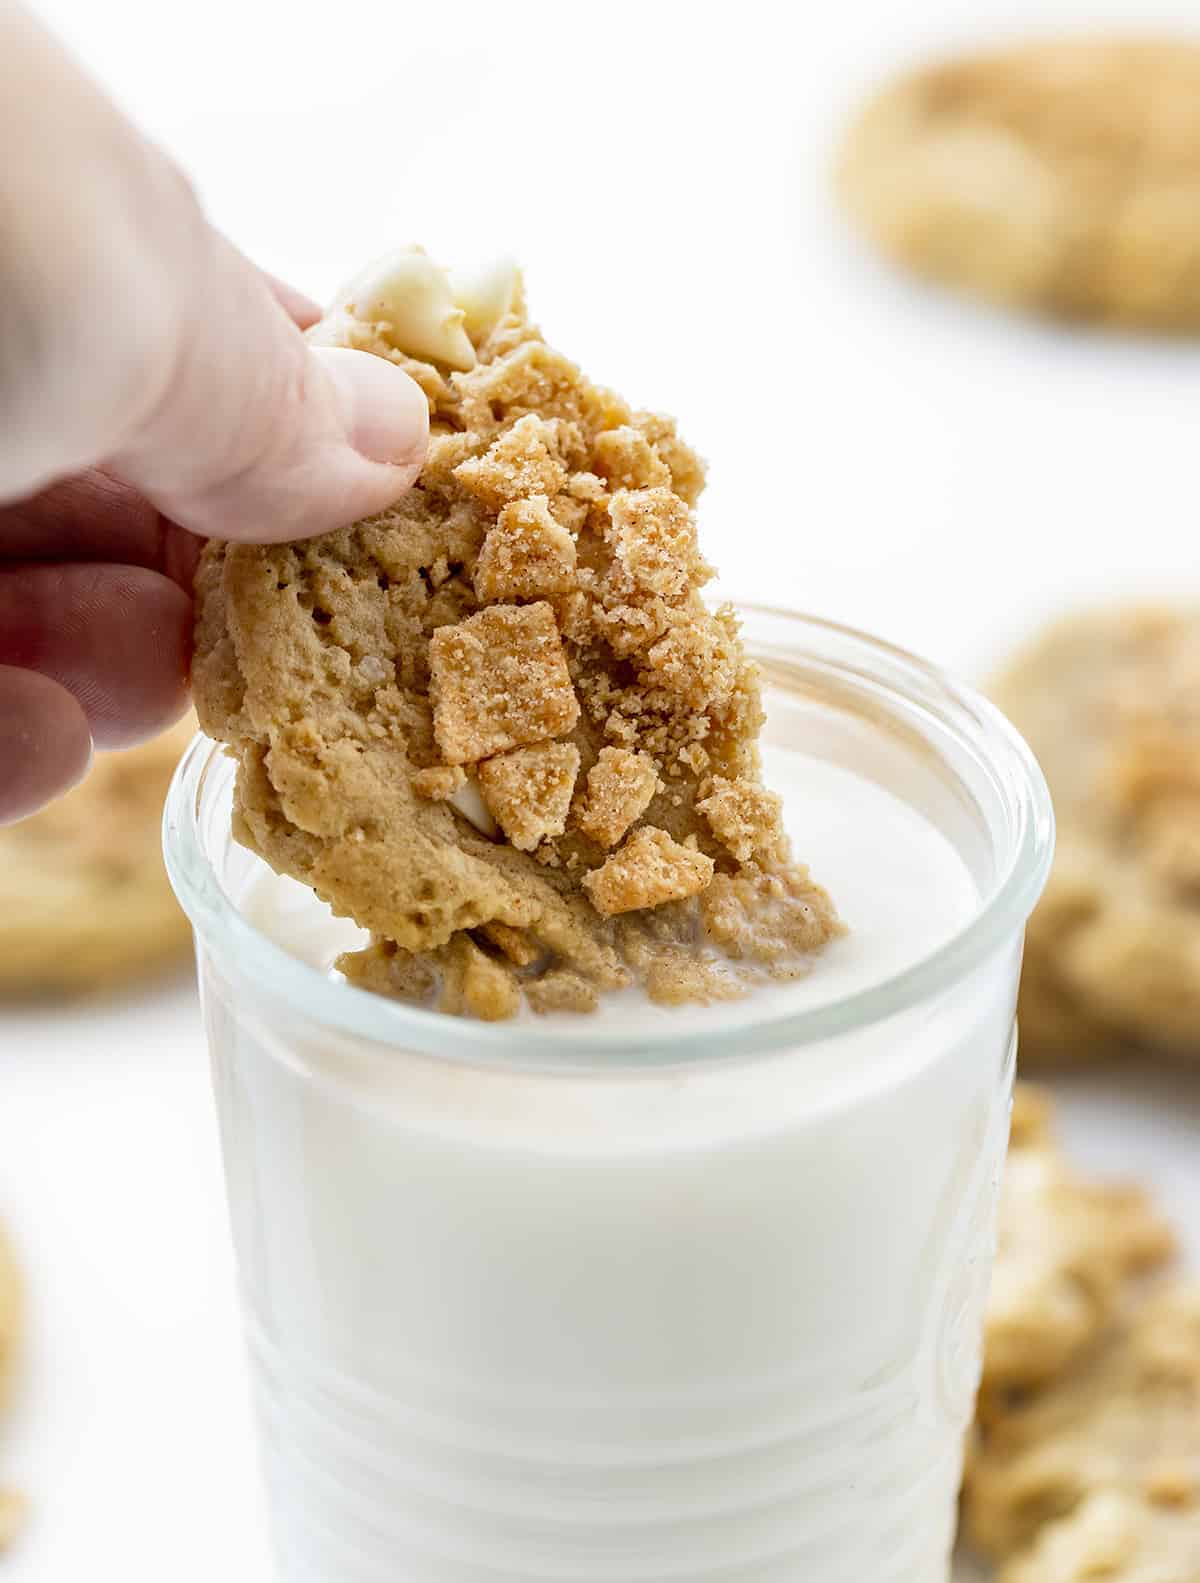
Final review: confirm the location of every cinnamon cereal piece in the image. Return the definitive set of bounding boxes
[698,775,786,864]
[583,827,715,916]
[412,764,468,800]
[575,747,659,847]
[475,496,578,602]
[429,603,580,764]
[607,487,704,598]
[478,742,580,852]
[642,608,741,708]
[453,413,568,509]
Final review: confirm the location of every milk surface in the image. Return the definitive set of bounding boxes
[244,744,980,1033]
[207,746,1017,1582]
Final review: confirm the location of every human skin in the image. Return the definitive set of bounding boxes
[0,2,429,822]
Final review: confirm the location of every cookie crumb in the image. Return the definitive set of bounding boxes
[526,969,599,1014]
[575,747,659,848]
[412,765,468,801]
[478,920,541,968]
[453,413,569,509]
[698,776,785,864]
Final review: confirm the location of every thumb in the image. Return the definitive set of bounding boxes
[108,232,429,543]
[0,5,428,544]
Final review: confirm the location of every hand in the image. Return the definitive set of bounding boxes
[0,3,429,823]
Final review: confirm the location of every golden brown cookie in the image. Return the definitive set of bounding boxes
[991,606,1200,1063]
[0,716,196,995]
[965,1283,1200,1564]
[194,251,841,1019]
[838,38,1200,330]
[0,1222,18,1417]
[981,1085,1175,1416]
[0,1221,23,1553]
[1000,1488,1200,1583]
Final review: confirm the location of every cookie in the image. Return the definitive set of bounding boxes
[1001,1488,1200,1583]
[0,1222,22,1553]
[981,1084,1175,1414]
[991,605,1200,1063]
[0,715,196,995]
[194,249,841,1020]
[838,38,1200,330]
[965,1283,1200,1563]
[0,1222,18,1417]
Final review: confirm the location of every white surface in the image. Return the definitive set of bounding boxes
[4,0,1200,1577]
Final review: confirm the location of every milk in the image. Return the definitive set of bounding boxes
[201,745,1018,1583]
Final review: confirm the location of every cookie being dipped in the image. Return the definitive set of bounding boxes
[193,249,841,1021]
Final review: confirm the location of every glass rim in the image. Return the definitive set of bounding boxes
[163,604,1054,1069]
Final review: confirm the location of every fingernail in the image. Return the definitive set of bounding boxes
[314,345,430,470]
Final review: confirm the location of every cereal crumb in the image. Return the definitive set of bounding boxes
[698,775,786,864]
[453,413,568,509]
[575,747,659,847]
[607,487,705,598]
[475,495,578,602]
[478,741,580,851]
[642,607,740,707]
[584,826,715,915]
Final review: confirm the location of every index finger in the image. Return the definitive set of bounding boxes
[0,470,201,590]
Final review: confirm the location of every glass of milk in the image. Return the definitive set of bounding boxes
[164,606,1053,1583]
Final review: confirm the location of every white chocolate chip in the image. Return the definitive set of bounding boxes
[449,257,522,345]
[447,773,498,838]
[317,246,477,372]
[356,655,390,685]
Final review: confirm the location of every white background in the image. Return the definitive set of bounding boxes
[3,0,1200,1578]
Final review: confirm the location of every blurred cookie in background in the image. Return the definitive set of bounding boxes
[966,1281,1200,1574]
[0,715,196,997]
[837,37,1200,331]
[991,606,1200,1065]
[0,1221,23,1552]
[980,1084,1175,1416]
[964,1087,1196,1579]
